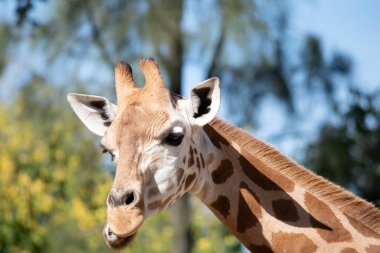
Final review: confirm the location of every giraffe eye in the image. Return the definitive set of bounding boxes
[165,132,184,146]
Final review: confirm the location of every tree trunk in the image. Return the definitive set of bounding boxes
[170,194,193,253]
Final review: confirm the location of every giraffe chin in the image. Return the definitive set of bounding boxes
[103,226,138,249]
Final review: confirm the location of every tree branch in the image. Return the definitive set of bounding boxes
[82,0,115,67]
[206,22,226,78]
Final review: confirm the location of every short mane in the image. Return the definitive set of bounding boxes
[209,118,380,234]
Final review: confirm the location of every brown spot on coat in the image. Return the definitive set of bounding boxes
[200,153,205,168]
[196,157,201,170]
[240,150,295,192]
[304,192,352,243]
[366,245,380,253]
[340,248,358,253]
[203,124,230,149]
[248,244,273,253]
[345,214,380,239]
[188,146,195,167]
[182,156,186,164]
[148,200,161,210]
[237,182,262,233]
[272,232,317,253]
[148,186,159,198]
[210,195,230,219]
[272,199,299,222]
[147,196,173,211]
[185,173,196,190]
[176,168,184,184]
[239,155,282,191]
[211,159,233,184]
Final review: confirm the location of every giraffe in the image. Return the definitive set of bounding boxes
[67,59,380,252]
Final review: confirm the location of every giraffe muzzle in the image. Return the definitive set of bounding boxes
[103,199,145,249]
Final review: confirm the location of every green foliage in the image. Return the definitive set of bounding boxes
[305,89,380,206]
[0,81,112,253]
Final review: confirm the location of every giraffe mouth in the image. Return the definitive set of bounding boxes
[103,225,138,249]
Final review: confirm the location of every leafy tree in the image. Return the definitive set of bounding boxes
[305,89,380,206]
[0,80,111,252]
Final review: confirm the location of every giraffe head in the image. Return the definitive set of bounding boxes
[67,59,220,249]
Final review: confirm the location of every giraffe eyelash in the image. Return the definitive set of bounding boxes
[101,148,116,161]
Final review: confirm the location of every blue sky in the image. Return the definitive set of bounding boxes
[183,0,380,93]
[293,0,380,90]
[240,0,380,159]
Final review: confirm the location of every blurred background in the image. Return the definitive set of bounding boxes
[0,0,379,252]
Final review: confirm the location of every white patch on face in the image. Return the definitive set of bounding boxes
[139,133,186,216]
[172,126,184,134]
[152,154,177,192]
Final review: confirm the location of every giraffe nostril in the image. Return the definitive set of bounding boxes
[107,190,138,207]
[124,192,135,206]
[108,229,113,236]
[107,194,115,206]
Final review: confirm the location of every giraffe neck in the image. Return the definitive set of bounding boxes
[188,118,380,252]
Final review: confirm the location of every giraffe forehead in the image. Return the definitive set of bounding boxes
[117,92,186,138]
[119,107,170,141]
[101,109,168,153]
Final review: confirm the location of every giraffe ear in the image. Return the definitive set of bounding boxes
[190,77,221,126]
[67,93,117,136]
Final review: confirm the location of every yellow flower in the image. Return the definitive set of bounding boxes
[32,144,48,162]
[54,149,65,161]
[52,168,65,182]
[70,197,95,229]
[197,237,212,251]
[0,155,15,182]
